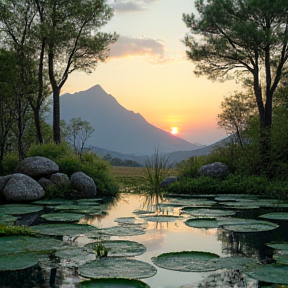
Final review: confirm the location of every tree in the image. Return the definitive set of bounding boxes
[217,91,256,147]
[67,117,94,157]
[40,0,118,144]
[183,0,288,163]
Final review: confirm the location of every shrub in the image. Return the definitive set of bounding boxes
[1,153,18,175]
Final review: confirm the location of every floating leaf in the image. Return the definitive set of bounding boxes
[273,254,288,265]
[259,212,288,221]
[0,204,43,215]
[133,210,155,215]
[181,208,235,217]
[31,223,99,236]
[55,247,95,267]
[101,225,146,236]
[184,218,219,229]
[246,264,288,284]
[219,202,260,209]
[114,217,146,225]
[140,215,180,222]
[167,198,216,207]
[32,199,73,206]
[215,194,258,202]
[80,278,150,288]
[41,212,85,222]
[222,219,278,233]
[151,251,220,272]
[266,242,288,250]
[79,258,157,279]
[0,214,18,225]
[0,252,39,271]
[85,240,146,257]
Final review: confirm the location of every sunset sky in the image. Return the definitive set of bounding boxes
[64,0,240,145]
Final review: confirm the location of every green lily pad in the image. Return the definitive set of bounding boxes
[0,236,66,255]
[32,199,73,205]
[215,194,258,201]
[222,219,279,232]
[0,204,43,215]
[55,247,95,267]
[151,251,220,272]
[259,212,288,221]
[41,212,85,222]
[114,217,147,225]
[81,278,150,288]
[273,254,288,265]
[167,198,216,207]
[0,252,39,271]
[77,198,102,203]
[246,264,288,284]
[31,223,99,236]
[85,240,146,257]
[216,256,259,271]
[140,215,180,222]
[220,202,260,209]
[0,214,18,225]
[101,225,146,236]
[181,208,235,217]
[185,218,219,229]
[79,258,157,279]
[133,210,155,215]
[266,242,288,250]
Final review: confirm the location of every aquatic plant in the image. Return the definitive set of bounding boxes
[93,241,110,259]
[144,149,172,210]
[0,224,36,236]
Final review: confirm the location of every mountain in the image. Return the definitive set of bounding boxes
[60,85,203,155]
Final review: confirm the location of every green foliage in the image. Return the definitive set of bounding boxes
[177,155,210,178]
[44,183,72,199]
[0,224,36,236]
[27,143,119,197]
[93,241,110,259]
[167,174,288,200]
[1,153,18,175]
[144,149,172,207]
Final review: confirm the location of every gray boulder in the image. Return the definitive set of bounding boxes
[50,173,69,186]
[3,173,44,202]
[17,156,59,178]
[0,175,12,193]
[198,162,229,179]
[160,176,178,188]
[70,172,96,199]
[38,177,55,189]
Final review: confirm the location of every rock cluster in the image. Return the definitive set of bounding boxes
[0,156,97,203]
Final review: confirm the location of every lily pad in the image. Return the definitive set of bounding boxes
[31,223,99,236]
[79,258,157,279]
[273,254,288,265]
[223,219,279,232]
[246,264,288,284]
[41,212,85,222]
[266,242,288,250]
[185,218,219,229]
[259,212,288,221]
[220,202,260,209]
[215,194,258,201]
[0,236,66,255]
[114,217,146,225]
[0,252,39,271]
[140,215,180,222]
[32,199,73,205]
[0,204,43,215]
[77,198,102,203]
[133,209,155,215]
[85,240,146,257]
[101,225,146,236]
[55,247,95,267]
[216,256,259,271]
[180,208,235,217]
[81,278,150,288]
[167,198,216,207]
[0,214,18,225]
[151,251,220,272]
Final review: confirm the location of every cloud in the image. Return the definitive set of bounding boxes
[108,0,159,13]
[109,35,165,59]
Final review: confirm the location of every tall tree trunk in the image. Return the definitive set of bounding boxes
[33,107,43,144]
[17,96,25,161]
[53,87,61,144]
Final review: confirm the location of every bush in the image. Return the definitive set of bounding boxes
[1,153,18,175]
[27,144,119,197]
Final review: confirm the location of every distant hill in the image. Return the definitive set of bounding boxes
[60,85,202,155]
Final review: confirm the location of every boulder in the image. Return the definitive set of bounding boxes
[70,172,96,199]
[38,177,55,189]
[50,173,69,186]
[160,176,178,188]
[3,173,44,202]
[17,156,59,178]
[0,175,12,193]
[198,162,229,179]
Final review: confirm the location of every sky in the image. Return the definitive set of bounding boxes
[64,0,240,146]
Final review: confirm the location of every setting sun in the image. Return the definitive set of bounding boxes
[171,127,178,135]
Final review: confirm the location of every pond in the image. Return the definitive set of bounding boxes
[1,193,288,288]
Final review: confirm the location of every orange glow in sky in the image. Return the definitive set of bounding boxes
[171,127,179,134]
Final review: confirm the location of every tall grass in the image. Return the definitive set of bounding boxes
[144,149,172,210]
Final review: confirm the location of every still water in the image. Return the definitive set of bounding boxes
[1,192,288,288]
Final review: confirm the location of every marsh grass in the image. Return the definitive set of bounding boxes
[144,149,172,211]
